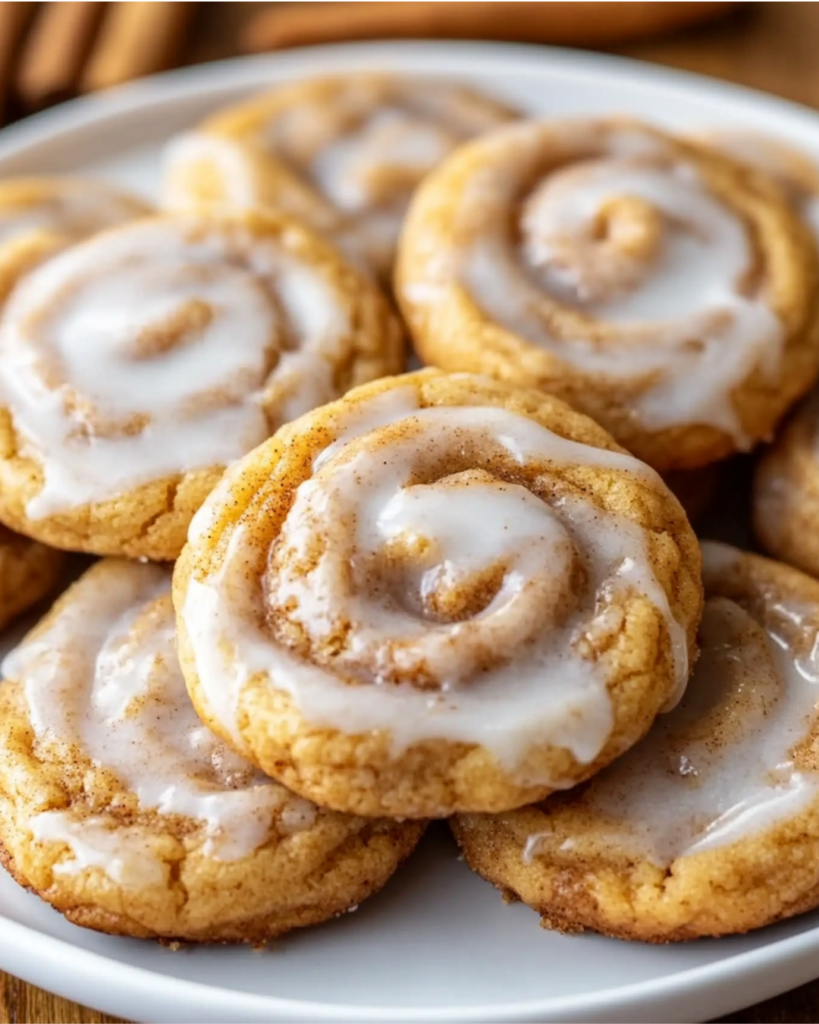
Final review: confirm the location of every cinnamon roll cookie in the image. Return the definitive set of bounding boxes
[0,209,402,560]
[754,391,819,577]
[396,119,819,471]
[704,131,819,246]
[0,560,423,942]
[162,74,517,279]
[0,177,149,304]
[453,543,819,942]
[173,369,702,819]
[741,139,819,575]
[0,526,63,631]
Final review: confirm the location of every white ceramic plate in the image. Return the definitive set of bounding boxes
[1,40,819,1024]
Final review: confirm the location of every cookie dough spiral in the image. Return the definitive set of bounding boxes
[396,118,819,471]
[162,74,517,279]
[0,560,423,942]
[453,543,819,941]
[0,177,149,305]
[173,370,702,819]
[704,131,819,247]
[0,210,402,560]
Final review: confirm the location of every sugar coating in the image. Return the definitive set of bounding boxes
[4,561,312,873]
[0,209,403,560]
[0,559,424,942]
[396,118,819,471]
[0,176,149,316]
[453,543,819,942]
[174,369,702,819]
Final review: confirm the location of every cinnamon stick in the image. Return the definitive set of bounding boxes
[17,2,105,110]
[0,2,36,121]
[242,2,735,52]
[80,1,195,94]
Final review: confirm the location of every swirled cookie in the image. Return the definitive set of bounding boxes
[453,543,819,942]
[0,560,424,942]
[703,131,819,247]
[0,209,403,560]
[396,118,819,471]
[173,369,702,819]
[740,138,819,576]
[0,526,63,631]
[162,74,517,279]
[0,177,149,305]
[754,391,819,577]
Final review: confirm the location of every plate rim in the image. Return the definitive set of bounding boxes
[3,37,819,163]
[1,37,819,1023]
[5,894,819,1023]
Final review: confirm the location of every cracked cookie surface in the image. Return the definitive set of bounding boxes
[0,559,423,942]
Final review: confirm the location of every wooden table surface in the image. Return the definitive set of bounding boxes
[3,2,819,1021]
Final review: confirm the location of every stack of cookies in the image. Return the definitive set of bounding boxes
[0,72,818,947]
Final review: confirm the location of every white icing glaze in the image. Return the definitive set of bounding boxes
[161,133,261,210]
[298,99,498,271]
[0,218,355,517]
[404,121,788,445]
[560,541,819,865]
[166,80,512,274]
[181,390,689,782]
[262,80,509,218]
[707,131,819,249]
[5,561,316,883]
[312,385,420,470]
[0,180,144,249]
[161,133,343,238]
[522,831,548,865]
[29,812,167,887]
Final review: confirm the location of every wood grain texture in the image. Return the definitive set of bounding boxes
[0,969,124,1023]
[16,2,106,110]
[79,1,195,93]
[4,3,819,1021]
[0,3,37,121]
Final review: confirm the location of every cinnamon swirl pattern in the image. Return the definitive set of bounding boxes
[0,176,149,305]
[162,74,517,279]
[0,210,402,560]
[396,119,819,471]
[0,560,423,942]
[173,370,702,819]
[705,132,819,247]
[453,543,819,942]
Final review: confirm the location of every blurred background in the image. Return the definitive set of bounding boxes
[0,2,815,128]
